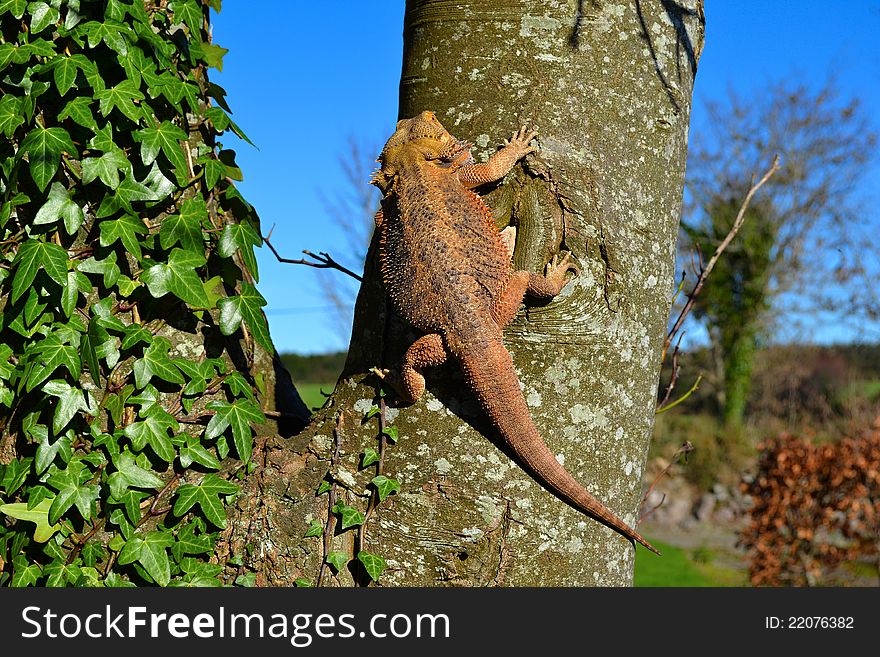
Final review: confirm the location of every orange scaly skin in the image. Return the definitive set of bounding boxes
[372,111,659,556]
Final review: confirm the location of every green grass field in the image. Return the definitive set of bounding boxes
[298,382,335,412]
[634,539,747,587]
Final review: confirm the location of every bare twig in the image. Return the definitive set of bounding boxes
[664,155,781,358]
[638,441,695,524]
[656,375,702,414]
[656,332,685,409]
[262,226,363,282]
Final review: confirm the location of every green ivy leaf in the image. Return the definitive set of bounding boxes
[179,434,221,470]
[0,94,24,138]
[204,398,264,463]
[234,572,256,587]
[171,521,214,561]
[382,425,399,443]
[218,221,260,281]
[0,457,31,496]
[80,19,129,55]
[293,577,312,588]
[92,295,128,331]
[103,385,133,427]
[11,556,43,587]
[315,479,332,496]
[200,42,229,70]
[99,214,148,259]
[76,251,120,288]
[326,551,349,573]
[108,450,163,500]
[33,182,84,235]
[140,248,210,307]
[29,1,60,33]
[0,498,61,542]
[199,156,225,189]
[43,379,91,433]
[217,282,272,351]
[370,475,401,502]
[120,44,155,86]
[26,485,54,511]
[34,427,71,475]
[26,333,82,391]
[0,0,28,20]
[44,561,82,587]
[132,336,185,388]
[47,466,100,524]
[52,56,79,96]
[58,96,99,131]
[19,125,78,191]
[304,519,323,538]
[118,531,173,586]
[159,208,203,252]
[94,79,144,122]
[172,473,238,528]
[83,149,130,190]
[172,0,203,33]
[331,501,364,530]
[135,120,187,171]
[361,448,379,468]
[123,405,178,463]
[120,324,153,351]
[357,551,387,582]
[11,239,69,302]
[218,148,244,179]
[80,317,107,381]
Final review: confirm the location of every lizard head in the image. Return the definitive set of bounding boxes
[372,111,472,192]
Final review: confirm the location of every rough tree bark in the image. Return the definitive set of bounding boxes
[223,0,704,586]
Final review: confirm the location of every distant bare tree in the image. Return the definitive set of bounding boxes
[314,137,381,343]
[683,76,878,425]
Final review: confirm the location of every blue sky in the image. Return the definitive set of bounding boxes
[211,1,880,355]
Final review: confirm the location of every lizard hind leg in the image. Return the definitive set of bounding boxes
[379,333,449,404]
[491,272,529,328]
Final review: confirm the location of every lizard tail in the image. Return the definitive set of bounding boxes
[452,336,661,556]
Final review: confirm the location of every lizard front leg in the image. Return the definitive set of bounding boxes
[526,251,579,299]
[457,127,538,189]
[376,333,448,403]
[491,252,578,328]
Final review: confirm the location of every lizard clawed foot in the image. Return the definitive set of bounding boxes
[544,251,579,294]
[503,126,539,158]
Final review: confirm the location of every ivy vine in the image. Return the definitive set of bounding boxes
[305,393,400,586]
[0,0,271,587]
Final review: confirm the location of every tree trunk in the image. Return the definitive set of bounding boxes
[225,0,704,586]
[721,324,758,427]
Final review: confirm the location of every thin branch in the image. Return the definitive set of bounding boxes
[639,441,695,524]
[656,332,685,409]
[665,155,781,356]
[317,412,343,587]
[358,396,387,554]
[656,375,703,414]
[262,225,363,282]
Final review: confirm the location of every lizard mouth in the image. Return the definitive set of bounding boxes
[429,137,472,163]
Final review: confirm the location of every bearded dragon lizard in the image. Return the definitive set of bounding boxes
[371,111,658,555]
